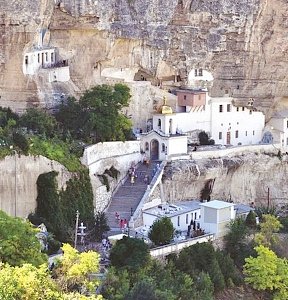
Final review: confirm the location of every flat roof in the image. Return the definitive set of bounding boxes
[200,200,235,209]
[176,89,206,94]
[234,203,254,215]
[143,200,201,218]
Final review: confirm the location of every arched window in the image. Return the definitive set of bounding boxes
[169,118,173,134]
[162,143,165,152]
[145,142,149,151]
[158,119,161,130]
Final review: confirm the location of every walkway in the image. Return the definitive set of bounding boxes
[105,161,159,234]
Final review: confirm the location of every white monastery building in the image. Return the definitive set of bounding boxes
[141,89,265,160]
[22,30,70,83]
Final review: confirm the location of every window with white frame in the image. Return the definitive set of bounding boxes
[219,132,222,139]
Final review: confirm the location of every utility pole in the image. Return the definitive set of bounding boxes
[267,187,270,210]
[74,210,79,248]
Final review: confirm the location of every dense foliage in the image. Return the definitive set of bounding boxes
[56,84,132,143]
[0,242,103,300]
[0,210,47,267]
[110,236,150,272]
[198,131,215,145]
[103,239,241,299]
[148,217,175,246]
[0,83,133,170]
[31,170,95,242]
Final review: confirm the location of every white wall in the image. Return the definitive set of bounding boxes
[210,97,265,146]
[101,67,138,82]
[82,141,141,173]
[167,136,187,156]
[188,69,214,88]
[143,208,200,233]
[150,233,215,258]
[48,66,70,82]
[190,143,279,160]
[23,48,55,75]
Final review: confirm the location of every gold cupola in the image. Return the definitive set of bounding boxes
[160,96,173,114]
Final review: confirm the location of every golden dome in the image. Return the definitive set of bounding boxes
[160,96,173,114]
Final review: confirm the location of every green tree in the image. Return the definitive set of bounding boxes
[33,171,95,242]
[0,210,47,267]
[243,245,282,291]
[224,217,251,265]
[56,84,132,143]
[19,108,57,137]
[94,211,110,241]
[110,236,150,272]
[55,98,84,138]
[35,171,66,240]
[148,217,174,246]
[12,132,29,154]
[0,263,61,300]
[198,131,215,145]
[245,210,257,229]
[255,214,282,247]
[101,267,130,300]
[126,279,157,300]
[53,244,101,294]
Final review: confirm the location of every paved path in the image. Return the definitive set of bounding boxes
[106,161,159,234]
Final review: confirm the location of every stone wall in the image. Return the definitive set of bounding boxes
[82,141,142,211]
[0,154,70,218]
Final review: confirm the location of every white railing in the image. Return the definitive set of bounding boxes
[190,143,281,160]
[150,233,215,258]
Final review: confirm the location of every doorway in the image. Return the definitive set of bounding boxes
[150,139,159,160]
[226,131,231,144]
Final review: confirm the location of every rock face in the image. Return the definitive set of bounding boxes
[0,154,71,218]
[162,153,288,207]
[1,0,288,116]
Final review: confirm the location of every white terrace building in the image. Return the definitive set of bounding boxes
[143,201,201,233]
[22,31,70,83]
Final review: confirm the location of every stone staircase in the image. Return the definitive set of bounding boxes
[105,161,159,234]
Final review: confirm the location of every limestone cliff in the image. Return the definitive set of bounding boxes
[162,153,288,207]
[1,0,288,118]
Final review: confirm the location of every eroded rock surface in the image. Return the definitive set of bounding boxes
[162,153,288,206]
[1,0,288,116]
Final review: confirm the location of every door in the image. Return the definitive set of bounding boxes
[150,139,159,160]
[226,131,231,144]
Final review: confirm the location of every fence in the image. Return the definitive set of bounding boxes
[150,233,215,258]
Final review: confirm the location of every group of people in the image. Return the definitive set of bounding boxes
[128,164,138,185]
[115,212,128,232]
[101,237,112,251]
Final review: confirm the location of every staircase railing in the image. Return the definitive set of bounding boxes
[129,161,167,228]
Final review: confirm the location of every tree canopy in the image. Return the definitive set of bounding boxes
[0,243,103,300]
[109,236,150,272]
[148,217,174,246]
[56,84,132,143]
[0,210,47,267]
